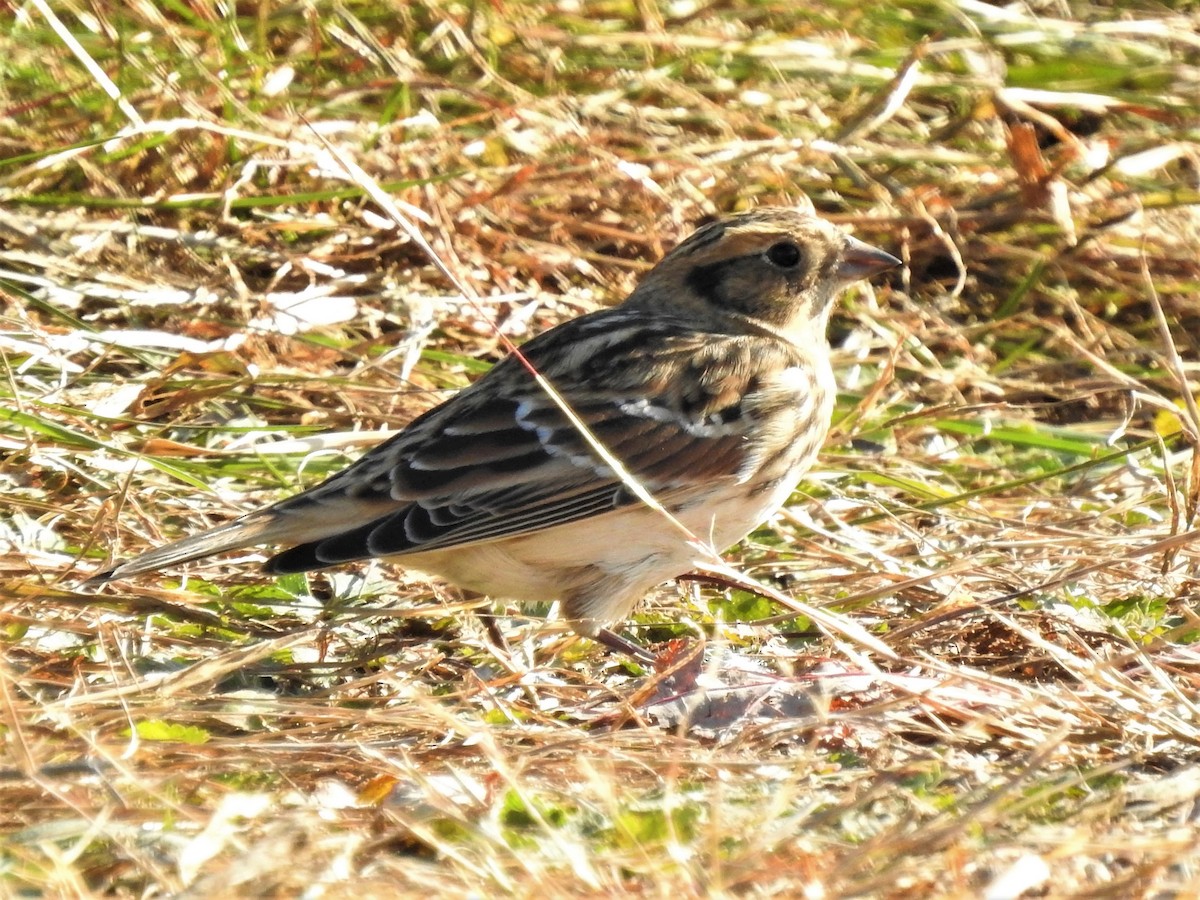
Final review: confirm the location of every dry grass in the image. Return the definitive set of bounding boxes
[3,1,1200,896]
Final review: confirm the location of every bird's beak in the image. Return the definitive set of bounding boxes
[836,237,901,284]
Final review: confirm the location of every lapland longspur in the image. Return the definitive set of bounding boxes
[89,208,899,660]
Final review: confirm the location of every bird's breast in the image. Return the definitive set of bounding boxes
[667,355,836,551]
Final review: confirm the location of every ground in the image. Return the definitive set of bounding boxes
[2,1,1200,897]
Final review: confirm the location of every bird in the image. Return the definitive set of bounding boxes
[87,208,899,662]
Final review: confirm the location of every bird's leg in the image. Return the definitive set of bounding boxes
[459,589,513,658]
[478,612,513,657]
[592,627,657,665]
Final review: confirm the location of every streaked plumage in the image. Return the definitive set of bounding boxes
[88,208,899,659]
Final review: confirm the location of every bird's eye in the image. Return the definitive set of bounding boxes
[765,241,802,269]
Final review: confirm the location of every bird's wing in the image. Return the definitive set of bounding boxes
[265,313,805,572]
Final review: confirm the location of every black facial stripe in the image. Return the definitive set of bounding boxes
[672,220,727,257]
[684,258,729,306]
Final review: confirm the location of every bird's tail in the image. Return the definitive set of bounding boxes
[84,511,283,586]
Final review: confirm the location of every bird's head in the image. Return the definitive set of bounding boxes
[627,208,900,345]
